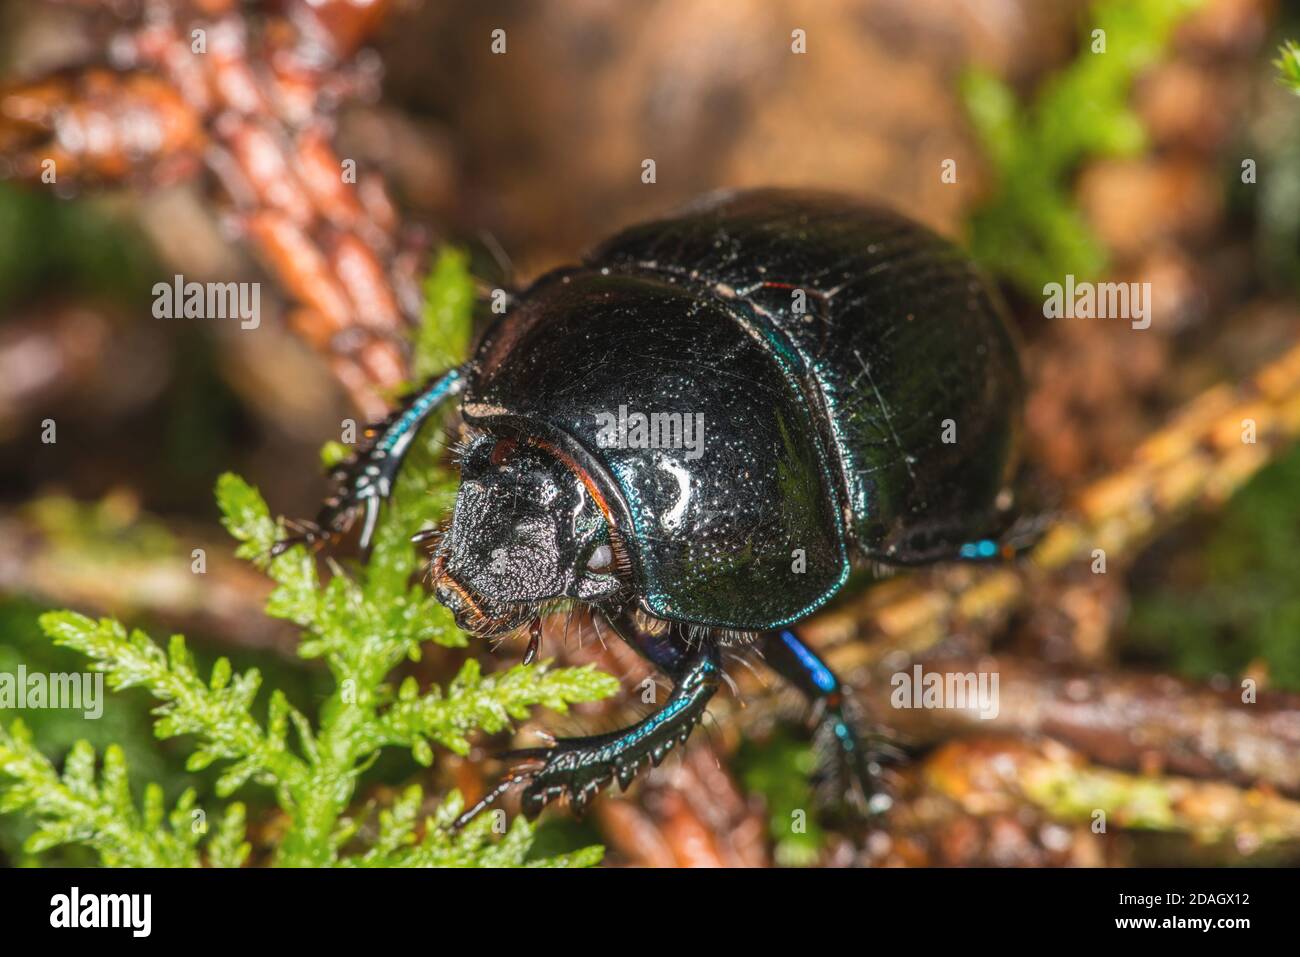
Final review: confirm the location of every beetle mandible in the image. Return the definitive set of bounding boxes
[279,188,1028,824]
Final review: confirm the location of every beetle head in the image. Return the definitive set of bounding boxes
[430,434,626,637]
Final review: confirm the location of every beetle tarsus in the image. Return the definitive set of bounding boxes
[874,508,1052,568]
[451,774,528,831]
[457,645,721,826]
[991,509,1056,559]
[276,367,466,556]
[269,492,375,559]
[809,694,900,817]
[759,628,898,817]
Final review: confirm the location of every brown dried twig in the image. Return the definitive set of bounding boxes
[860,657,1300,795]
[1,0,418,417]
[0,503,298,657]
[906,737,1300,864]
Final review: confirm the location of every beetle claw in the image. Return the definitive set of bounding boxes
[272,452,388,560]
[268,517,338,559]
[449,746,565,830]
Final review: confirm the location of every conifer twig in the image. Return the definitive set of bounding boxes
[1,0,413,417]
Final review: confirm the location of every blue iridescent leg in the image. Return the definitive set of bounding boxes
[759,628,895,815]
[273,366,466,556]
[455,609,720,826]
[874,510,1051,567]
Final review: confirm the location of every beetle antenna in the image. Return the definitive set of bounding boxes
[476,228,516,289]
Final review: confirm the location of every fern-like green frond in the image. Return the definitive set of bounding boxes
[414,247,476,381]
[376,659,621,761]
[0,721,248,867]
[358,790,603,868]
[38,611,309,798]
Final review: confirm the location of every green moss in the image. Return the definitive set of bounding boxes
[1277,40,1300,95]
[1126,445,1300,691]
[961,0,1202,293]
[735,727,825,867]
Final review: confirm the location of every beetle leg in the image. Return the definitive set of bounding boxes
[271,366,467,557]
[759,628,898,816]
[454,629,720,827]
[874,508,1052,567]
[978,509,1055,559]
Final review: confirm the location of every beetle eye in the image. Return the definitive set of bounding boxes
[585,544,614,574]
[489,438,517,467]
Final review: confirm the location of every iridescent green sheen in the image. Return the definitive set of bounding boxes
[464,188,1023,629]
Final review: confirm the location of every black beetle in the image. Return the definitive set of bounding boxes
[281,188,1026,823]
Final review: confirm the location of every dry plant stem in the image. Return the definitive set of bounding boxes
[855,738,1300,867]
[865,657,1300,795]
[0,510,297,657]
[595,759,767,869]
[636,746,769,868]
[923,737,1300,852]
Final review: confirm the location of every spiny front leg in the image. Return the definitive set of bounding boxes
[456,641,720,827]
[759,629,897,816]
[272,366,466,556]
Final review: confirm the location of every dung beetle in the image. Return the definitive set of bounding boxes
[280,188,1027,824]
